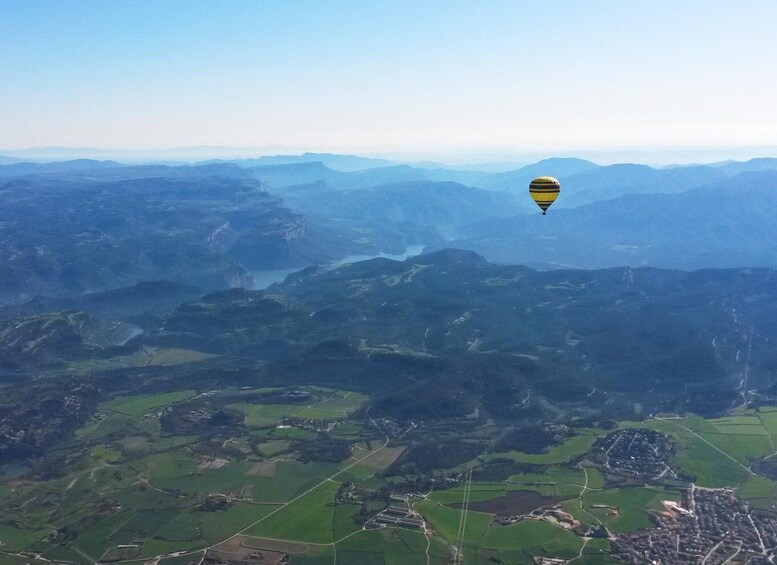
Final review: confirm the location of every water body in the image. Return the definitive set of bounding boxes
[251,244,426,290]
[251,268,304,290]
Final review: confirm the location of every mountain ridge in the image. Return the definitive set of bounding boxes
[447,170,777,270]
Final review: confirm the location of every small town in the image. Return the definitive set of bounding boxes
[612,486,777,564]
[591,428,677,479]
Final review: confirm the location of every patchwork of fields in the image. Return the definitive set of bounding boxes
[4,387,777,564]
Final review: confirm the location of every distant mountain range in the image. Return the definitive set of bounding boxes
[550,163,727,207]
[0,145,301,161]
[473,157,600,191]
[0,155,22,165]
[0,158,488,188]
[3,154,777,308]
[203,152,396,171]
[0,160,251,180]
[247,162,489,189]
[447,170,777,269]
[277,181,530,238]
[714,157,777,176]
[3,155,777,197]
[0,159,126,177]
[0,176,382,306]
[473,158,738,208]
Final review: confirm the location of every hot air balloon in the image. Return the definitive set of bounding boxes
[529,176,560,215]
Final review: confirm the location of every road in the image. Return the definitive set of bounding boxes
[104,419,390,564]
[654,416,752,475]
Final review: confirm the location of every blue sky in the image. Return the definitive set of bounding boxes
[1,0,776,157]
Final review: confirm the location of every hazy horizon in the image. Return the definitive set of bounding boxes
[2,1,776,160]
[3,143,777,167]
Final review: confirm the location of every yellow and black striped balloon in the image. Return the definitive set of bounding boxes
[529,176,560,215]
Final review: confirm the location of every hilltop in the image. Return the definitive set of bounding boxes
[138,250,777,419]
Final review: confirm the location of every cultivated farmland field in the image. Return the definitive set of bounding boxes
[6,382,777,565]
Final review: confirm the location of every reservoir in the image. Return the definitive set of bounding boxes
[251,244,426,290]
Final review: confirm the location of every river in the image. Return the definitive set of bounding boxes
[251,244,426,290]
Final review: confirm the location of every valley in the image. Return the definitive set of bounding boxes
[250,244,427,290]
[2,248,777,563]
[5,1,777,562]
[6,381,777,564]
[3,156,777,564]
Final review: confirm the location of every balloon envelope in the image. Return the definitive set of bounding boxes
[529,176,560,215]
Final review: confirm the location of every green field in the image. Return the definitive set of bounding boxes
[0,385,383,561]
[244,480,340,543]
[229,402,311,427]
[294,391,368,419]
[757,410,777,444]
[481,519,583,561]
[255,440,291,456]
[625,418,757,487]
[494,431,600,465]
[415,499,492,548]
[337,462,376,484]
[69,349,217,375]
[140,451,340,503]
[738,475,777,510]
[507,464,596,497]
[575,487,681,533]
[9,380,777,565]
[200,503,279,544]
[336,529,448,565]
[430,482,518,506]
[103,390,197,416]
[91,445,122,462]
[0,523,52,553]
[229,389,367,428]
